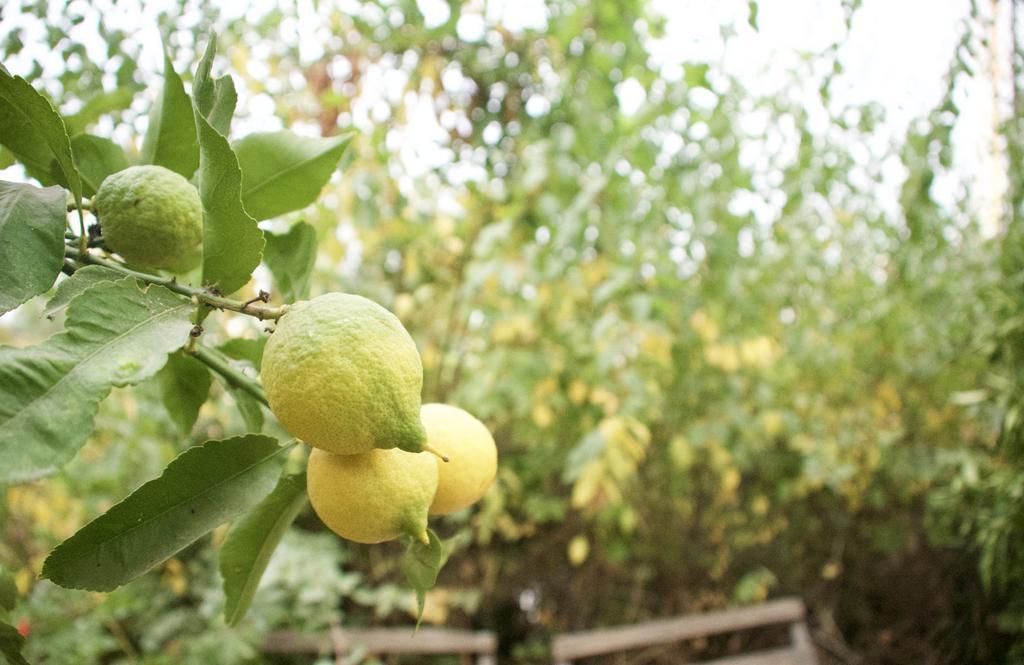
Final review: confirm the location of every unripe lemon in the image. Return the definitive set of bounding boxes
[261,293,427,454]
[94,165,203,270]
[422,403,498,515]
[307,447,437,544]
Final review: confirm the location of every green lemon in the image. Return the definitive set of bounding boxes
[306,447,437,544]
[94,165,203,270]
[261,293,427,454]
[422,403,497,515]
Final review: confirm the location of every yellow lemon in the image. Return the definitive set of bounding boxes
[306,447,437,544]
[261,293,427,454]
[422,403,497,515]
[94,165,202,270]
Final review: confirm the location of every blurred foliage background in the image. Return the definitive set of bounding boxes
[2,0,1024,663]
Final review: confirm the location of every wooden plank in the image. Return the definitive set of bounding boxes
[551,598,806,661]
[263,627,497,655]
[693,646,806,665]
[788,622,817,665]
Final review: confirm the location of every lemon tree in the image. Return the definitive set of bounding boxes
[0,32,464,647]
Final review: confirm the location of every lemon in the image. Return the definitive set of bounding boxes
[261,293,427,454]
[94,165,203,270]
[306,447,437,544]
[422,403,498,515]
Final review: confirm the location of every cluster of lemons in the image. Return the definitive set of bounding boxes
[94,165,497,545]
[261,294,498,544]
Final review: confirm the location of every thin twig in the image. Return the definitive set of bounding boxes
[65,245,289,321]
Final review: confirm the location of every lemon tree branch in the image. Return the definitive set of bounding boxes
[65,244,288,321]
[188,343,270,408]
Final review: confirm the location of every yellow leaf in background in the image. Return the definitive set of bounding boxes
[14,569,31,596]
[752,495,770,515]
[925,407,949,432]
[536,283,553,306]
[790,434,814,453]
[420,343,440,369]
[443,236,465,259]
[821,562,842,580]
[589,388,620,414]
[876,381,902,412]
[393,293,415,321]
[739,336,778,368]
[571,463,602,509]
[571,417,650,513]
[434,215,456,237]
[402,252,421,281]
[407,588,451,625]
[705,344,740,372]
[7,484,83,539]
[761,410,785,437]
[496,514,522,540]
[707,441,733,469]
[640,331,673,366]
[162,558,188,597]
[721,467,741,496]
[689,309,720,342]
[568,380,589,405]
[492,315,537,344]
[670,435,694,469]
[491,321,516,344]
[533,377,558,398]
[582,260,608,287]
[532,403,555,428]
[568,535,590,566]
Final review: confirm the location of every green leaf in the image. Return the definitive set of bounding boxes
[234,131,351,220]
[401,528,447,629]
[264,222,317,302]
[207,76,237,137]
[194,109,264,295]
[218,338,266,371]
[0,278,193,484]
[42,264,121,317]
[193,34,236,136]
[220,472,307,625]
[0,69,81,204]
[748,1,759,31]
[158,351,212,436]
[0,181,66,316]
[42,435,293,592]
[0,567,16,612]
[140,52,199,178]
[0,148,14,170]
[0,622,28,665]
[229,386,264,432]
[70,134,129,197]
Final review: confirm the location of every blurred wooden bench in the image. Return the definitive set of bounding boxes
[551,597,816,665]
[263,626,497,664]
